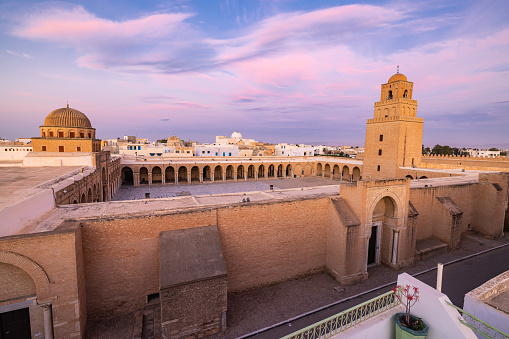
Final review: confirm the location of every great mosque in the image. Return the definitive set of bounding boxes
[0,73,507,338]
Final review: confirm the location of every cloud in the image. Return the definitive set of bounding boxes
[6,49,31,58]
[11,3,212,73]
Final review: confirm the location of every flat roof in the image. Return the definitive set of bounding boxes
[160,225,227,288]
[0,166,82,210]
[16,185,340,235]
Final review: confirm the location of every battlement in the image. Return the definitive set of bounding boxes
[374,98,417,106]
[367,116,423,124]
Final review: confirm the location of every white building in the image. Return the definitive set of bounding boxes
[195,144,239,157]
[0,142,33,161]
[274,143,315,156]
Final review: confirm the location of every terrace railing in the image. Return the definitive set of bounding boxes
[281,289,401,339]
[446,301,509,339]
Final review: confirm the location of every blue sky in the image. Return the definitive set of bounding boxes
[1,0,508,147]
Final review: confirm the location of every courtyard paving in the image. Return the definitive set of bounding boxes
[112,177,340,201]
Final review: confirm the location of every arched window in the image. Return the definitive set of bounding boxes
[403,90,408,98]
[387,90,393,100]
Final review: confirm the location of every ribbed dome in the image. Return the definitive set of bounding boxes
[388,73,407,83]
[44,107,92,128]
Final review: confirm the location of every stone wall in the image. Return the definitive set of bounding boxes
[80,197,330,319]
[0,222,86,338]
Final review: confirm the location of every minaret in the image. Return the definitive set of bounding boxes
[363,70,423,179]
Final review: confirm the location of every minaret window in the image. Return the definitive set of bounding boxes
[387,90,393,100]
[379,135,384,141]
[403,90,408,98]
[377,165,381,171]
[378,149,382,156]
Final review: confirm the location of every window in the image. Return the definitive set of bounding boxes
[377,165,380,171]
[80,132,84,138]
[42,131,46,137]
[379,135,383,141]
[223,152,225,156]
[49,131,54,137]
[378,149,382,156]
[58,131,64,137]
[88,132,91,138]
[59,146,64,152]
[215,152,218,156]
[70,131,75,138]
[77,147,81,152]
[229,153,231,156]
[42,146,46,151]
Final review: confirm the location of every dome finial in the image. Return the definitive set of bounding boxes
[397,65,399,74]
[67,101,69,108]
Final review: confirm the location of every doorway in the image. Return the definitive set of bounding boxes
[0,308,31,339]
[367,222,381,266]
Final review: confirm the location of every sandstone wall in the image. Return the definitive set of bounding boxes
[81,197,330,319]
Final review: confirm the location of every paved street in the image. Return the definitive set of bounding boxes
[245,244,509,339]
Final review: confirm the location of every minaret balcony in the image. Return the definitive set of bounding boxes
[374,98,417,106]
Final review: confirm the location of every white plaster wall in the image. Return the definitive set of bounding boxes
[464,271,509,339]
[397,273,477,339]
[23,154,95,167]
[0,189,55,236]
[335,304,404,339]
[0,147,32,160]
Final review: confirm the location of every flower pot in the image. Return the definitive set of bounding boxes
[394,313,429,339]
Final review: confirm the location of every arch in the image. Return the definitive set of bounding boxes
[81,192,86,203]
[324,164,331,178]
[333,165,340,179]
[165,166,175,184]
[73,200,78,204]
[405,175,413,180]
[277,164,283,178]
[203,165,211,181]
[122,166,134,185]
[342,166,350,180]
[403,89,408,98]
[225,165,234,180]
[258,164,265,178]
[352,167,361,181]
[237,165,245,180]
[294,164,303,177]
[140,167,149,184]
[191,166,200,182]
[247,165,255,179]
[0,251,50,292]
[268,164,275,177]
[93,184,97,202]
[367,196,399,266]
[87,188,92,203]
[286,164,292,178]
[69,130,76,138]
[178,166,187,182]
[102,167,106,184]
[214,165,223,181]
[316,163,323,176]
[303,164,312,176]
[383,108,389,117]
[152,166,162,184]
[419,176,428,179]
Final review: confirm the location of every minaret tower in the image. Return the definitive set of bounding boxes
[363,69,423,179]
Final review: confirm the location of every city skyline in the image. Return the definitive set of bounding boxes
[1,0,508,147]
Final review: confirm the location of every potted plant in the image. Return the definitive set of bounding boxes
[393,285,429,339]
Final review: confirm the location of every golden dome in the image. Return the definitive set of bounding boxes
[388,73,407,83]
[44,106,92,128]
[168,134,180,141]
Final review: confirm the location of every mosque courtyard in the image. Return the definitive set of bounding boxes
[112,176,340,201]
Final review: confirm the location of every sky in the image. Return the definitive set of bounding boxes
[0,0,508,147]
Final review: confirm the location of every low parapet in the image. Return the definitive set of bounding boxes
[423,154,509,161]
